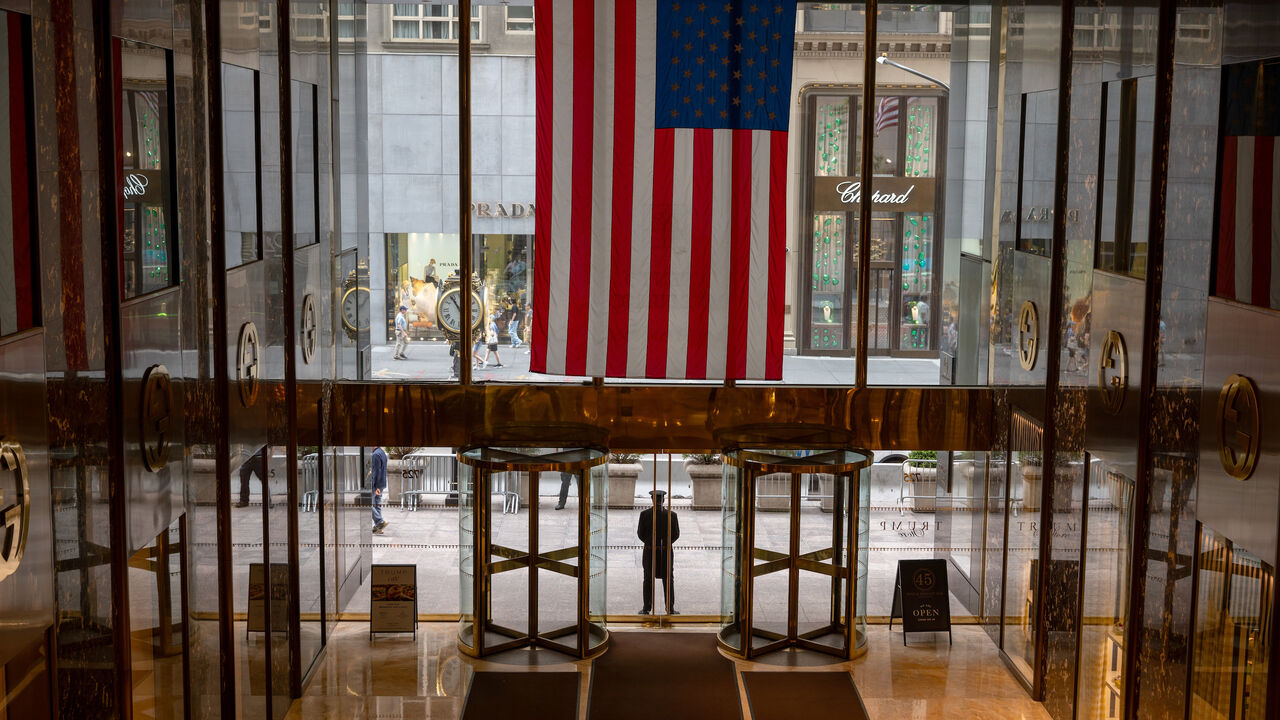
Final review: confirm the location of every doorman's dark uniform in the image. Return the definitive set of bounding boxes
[637,494,680,613]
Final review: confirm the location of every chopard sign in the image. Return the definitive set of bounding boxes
[813,176,936,213]
[122,170,163,203]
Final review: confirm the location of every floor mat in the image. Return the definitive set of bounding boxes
[588,632,740,720]
[461,671,579,720]
[741,671,868,720]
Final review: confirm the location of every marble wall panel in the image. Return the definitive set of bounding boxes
[1197,300,1280,568]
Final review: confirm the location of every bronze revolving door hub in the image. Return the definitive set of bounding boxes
[457,445,610,658]
[717,434,872,660]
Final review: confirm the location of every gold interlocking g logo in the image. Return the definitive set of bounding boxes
[1017,300,1039,371]
[1098,330,1127,415]
[1218,374,1260,481]
[0,440,30,583]
[300,294,318,366]
[237,321,260,408]
[140,364,172,472]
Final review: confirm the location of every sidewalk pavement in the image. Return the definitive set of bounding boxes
[374,338,941,385]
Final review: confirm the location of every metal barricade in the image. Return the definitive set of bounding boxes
[301,453,320,512]
[491,472,521,515]
[400,448,459,510]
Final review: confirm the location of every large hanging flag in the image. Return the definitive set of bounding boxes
[532,0,797,380]
[1217,60,1280,311]
[874,96,899,135]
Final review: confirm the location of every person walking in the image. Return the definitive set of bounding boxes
[393,304,410,359]
[371,446,389,534]
[637,489,680,614]
[483,314,503,367]
[237,448,267,508]
[508,304,522,348]
[555,471,575,510]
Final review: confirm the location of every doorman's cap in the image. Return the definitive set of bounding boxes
[649,490,667,499]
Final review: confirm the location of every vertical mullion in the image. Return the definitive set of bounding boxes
[854,1,879,388]
[459,0,473,385]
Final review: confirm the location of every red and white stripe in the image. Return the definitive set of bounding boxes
[1217,135,1280,310]
[531,0,786,380]
[875,97,899,136]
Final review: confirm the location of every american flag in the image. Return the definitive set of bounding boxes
[531,0,797,380]
[874,96,899,135]
[1216,60,1280,310]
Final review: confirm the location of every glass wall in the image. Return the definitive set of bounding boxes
[0,11,37,337]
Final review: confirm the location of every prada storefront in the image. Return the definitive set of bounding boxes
[2,2,1280,720]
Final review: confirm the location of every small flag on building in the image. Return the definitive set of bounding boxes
[532,0,798,380]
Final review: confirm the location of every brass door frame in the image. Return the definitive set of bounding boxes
[719,448,871,660]
[458,446,609,659]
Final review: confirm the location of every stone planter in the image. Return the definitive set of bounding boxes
[606,463,642,508]
[1021,466,1043,511]
[904,463,937,513]
[686,463,723,509]
[755,472,791,511]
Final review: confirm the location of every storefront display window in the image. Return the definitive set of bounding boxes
[118,39,178,298]
[802,88,944,357]
[385,233,531,342]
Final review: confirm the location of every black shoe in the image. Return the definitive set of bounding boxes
[236,501,249,508]
[638,609,650,615]
[555,504,565,510]
[669,609,680,615]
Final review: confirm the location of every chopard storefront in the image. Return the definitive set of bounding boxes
[800,87,945,357]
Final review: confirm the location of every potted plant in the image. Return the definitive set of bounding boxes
[606,453,643,508]
[683,452,723,509]
[904,450,938,512]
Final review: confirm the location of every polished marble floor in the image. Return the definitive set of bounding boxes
[283,622,1052,719]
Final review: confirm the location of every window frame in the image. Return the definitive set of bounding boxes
[388,4,483,43]
[505,6,535,34]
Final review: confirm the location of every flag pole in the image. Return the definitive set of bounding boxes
[459,0,473,386]
[855,1,878,388]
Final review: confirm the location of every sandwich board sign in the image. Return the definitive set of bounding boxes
[370,564,418,638]
[247,563,290,633]
[889,558,952,645]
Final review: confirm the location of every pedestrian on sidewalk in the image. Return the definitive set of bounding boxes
[483,314,503,367]
[370,446,389,534]
[393,305,410,359]
[508,304,522,348]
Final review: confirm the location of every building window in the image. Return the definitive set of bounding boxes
[505,6,534,33]
[118,39,179,298]
[0,11,38,336]
[391,4,481,41]
[337,2,365,40]
[291,2,329,42]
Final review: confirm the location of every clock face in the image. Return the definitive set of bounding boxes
[437,288,484,334]
[438,289,462,332]
[341,287,369,331]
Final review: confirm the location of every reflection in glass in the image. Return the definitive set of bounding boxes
[297,447,324,678]
[1003,411,1044,685]
[119,40,176,297]
[223,64,260,268]
[1076,458,1134,720]
[231,447,269,718]
[292,80,318,248]
[0,11,37,336]
[128,517,187,720]
[1189,527,1273,720]
[1096,77,1154,278]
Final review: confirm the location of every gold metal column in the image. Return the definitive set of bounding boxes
[716,427,871,660]
[457,445,610,659]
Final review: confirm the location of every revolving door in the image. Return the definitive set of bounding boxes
[457,446,610,658]
[718,444,871,660]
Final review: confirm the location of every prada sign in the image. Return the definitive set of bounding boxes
[470,202,535,219]
[813,176,937,214]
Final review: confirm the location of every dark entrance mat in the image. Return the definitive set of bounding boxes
[588,632,741,720]
[741,671,868,720]
[462,671,580,720]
